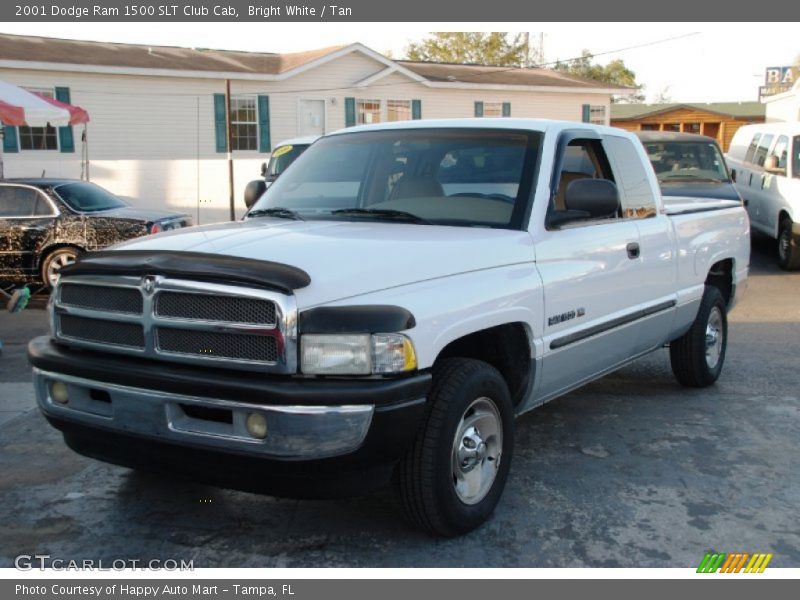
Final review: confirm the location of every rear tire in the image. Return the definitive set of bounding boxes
[777,216,800,271]
[40,247,80,289]
[669,286,728,387]
[395,358,514,537]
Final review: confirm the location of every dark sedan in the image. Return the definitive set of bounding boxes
[635,131,742,203]
[0,179,192,288]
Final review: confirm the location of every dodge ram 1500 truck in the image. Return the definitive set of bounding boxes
[28,119,750,537]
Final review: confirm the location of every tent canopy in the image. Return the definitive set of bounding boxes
[0,79,89,127]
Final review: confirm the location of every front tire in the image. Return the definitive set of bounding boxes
[396,358,514,537]
[670,286,728,387]
[777,216,800,270]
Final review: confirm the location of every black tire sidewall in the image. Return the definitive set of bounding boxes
[777,218,799,270]
[429,362,514,534]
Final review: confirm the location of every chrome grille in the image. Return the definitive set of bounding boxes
[155,291,275,325]
[157,328,279,362]
[59,314,145,348]
[60,283,143,314]
[51,275,297,373]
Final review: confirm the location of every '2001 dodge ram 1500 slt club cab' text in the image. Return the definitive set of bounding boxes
[28,119,750,537]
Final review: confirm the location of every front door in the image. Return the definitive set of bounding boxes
[535,136,645,401]
[298,99,325,137]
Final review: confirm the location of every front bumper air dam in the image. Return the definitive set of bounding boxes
[28,336,431,498]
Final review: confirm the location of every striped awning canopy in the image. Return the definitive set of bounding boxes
[0,79,89,127]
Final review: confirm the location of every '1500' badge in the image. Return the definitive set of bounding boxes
[548,307,585,327]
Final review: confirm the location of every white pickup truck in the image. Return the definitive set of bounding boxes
[29,119,750,537]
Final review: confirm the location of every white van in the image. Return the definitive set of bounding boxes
[727,123,800,269]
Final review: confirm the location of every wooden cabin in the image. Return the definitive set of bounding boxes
[610,102,765,152]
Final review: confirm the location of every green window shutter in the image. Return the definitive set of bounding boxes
[2,125,19,153]
[582,104,591,123]
[344,97,356,127]
[213,94,228,153]
[54,87,75,153]
[257,95,271,153]
[502,102,511,117]
[474,101,484,117]
[411,99,422,120]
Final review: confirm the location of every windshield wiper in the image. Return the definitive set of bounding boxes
[330,208,432,224]
[247,207,305,221]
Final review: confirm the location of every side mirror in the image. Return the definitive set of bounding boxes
[564,178,620,218]
[260,162,267,177]
[244,179,267,209]
[763,155,786,175]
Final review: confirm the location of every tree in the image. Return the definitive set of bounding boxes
[405,32,527,67]
[652,86,673,104]
[555,50,645,103]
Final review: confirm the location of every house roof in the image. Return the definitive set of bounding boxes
[611,102,765,121]
[0,33,346,74]
[397,60,625,89]
[0,33,623,91]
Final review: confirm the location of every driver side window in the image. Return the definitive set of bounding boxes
[549,139,617,223]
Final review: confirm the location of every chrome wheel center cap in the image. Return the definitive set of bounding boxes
[458,426,487,473]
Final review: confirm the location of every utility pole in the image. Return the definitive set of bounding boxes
[523,32,530,68]
[225,78,235,222]
[539,32,545,67]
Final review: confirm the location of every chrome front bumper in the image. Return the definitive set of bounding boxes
[33,369,374,460]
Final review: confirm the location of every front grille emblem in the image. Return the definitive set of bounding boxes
[143,276,156,295]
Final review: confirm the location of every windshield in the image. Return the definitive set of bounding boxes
[642,141,730,183]
[249,128,541,229]
[266,144,309,180]
[54,182,128,212]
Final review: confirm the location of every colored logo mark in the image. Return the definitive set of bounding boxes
[697,552,773,573]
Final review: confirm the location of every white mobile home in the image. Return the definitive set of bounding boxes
[0,34,626,223]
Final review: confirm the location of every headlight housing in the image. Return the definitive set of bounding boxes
[301,333,417,375]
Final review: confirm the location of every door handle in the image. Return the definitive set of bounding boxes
[626,242,640,259]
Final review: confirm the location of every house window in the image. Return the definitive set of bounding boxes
[387,100,411,122]
[357,99,381,124]
[589,105,606,125]
[483,102,504,117]
[683,123,701,134]
[19,87,58,151]
[640,123,660,131]
[230,96,258,151]
[663,124,680,132]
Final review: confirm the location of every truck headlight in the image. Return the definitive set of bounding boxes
[301,333,417,375]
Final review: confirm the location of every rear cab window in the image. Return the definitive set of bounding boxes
[605,136,658,219]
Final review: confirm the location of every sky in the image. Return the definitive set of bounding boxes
[0,22,797,103]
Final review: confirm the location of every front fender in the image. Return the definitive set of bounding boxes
[304,263,543,369]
